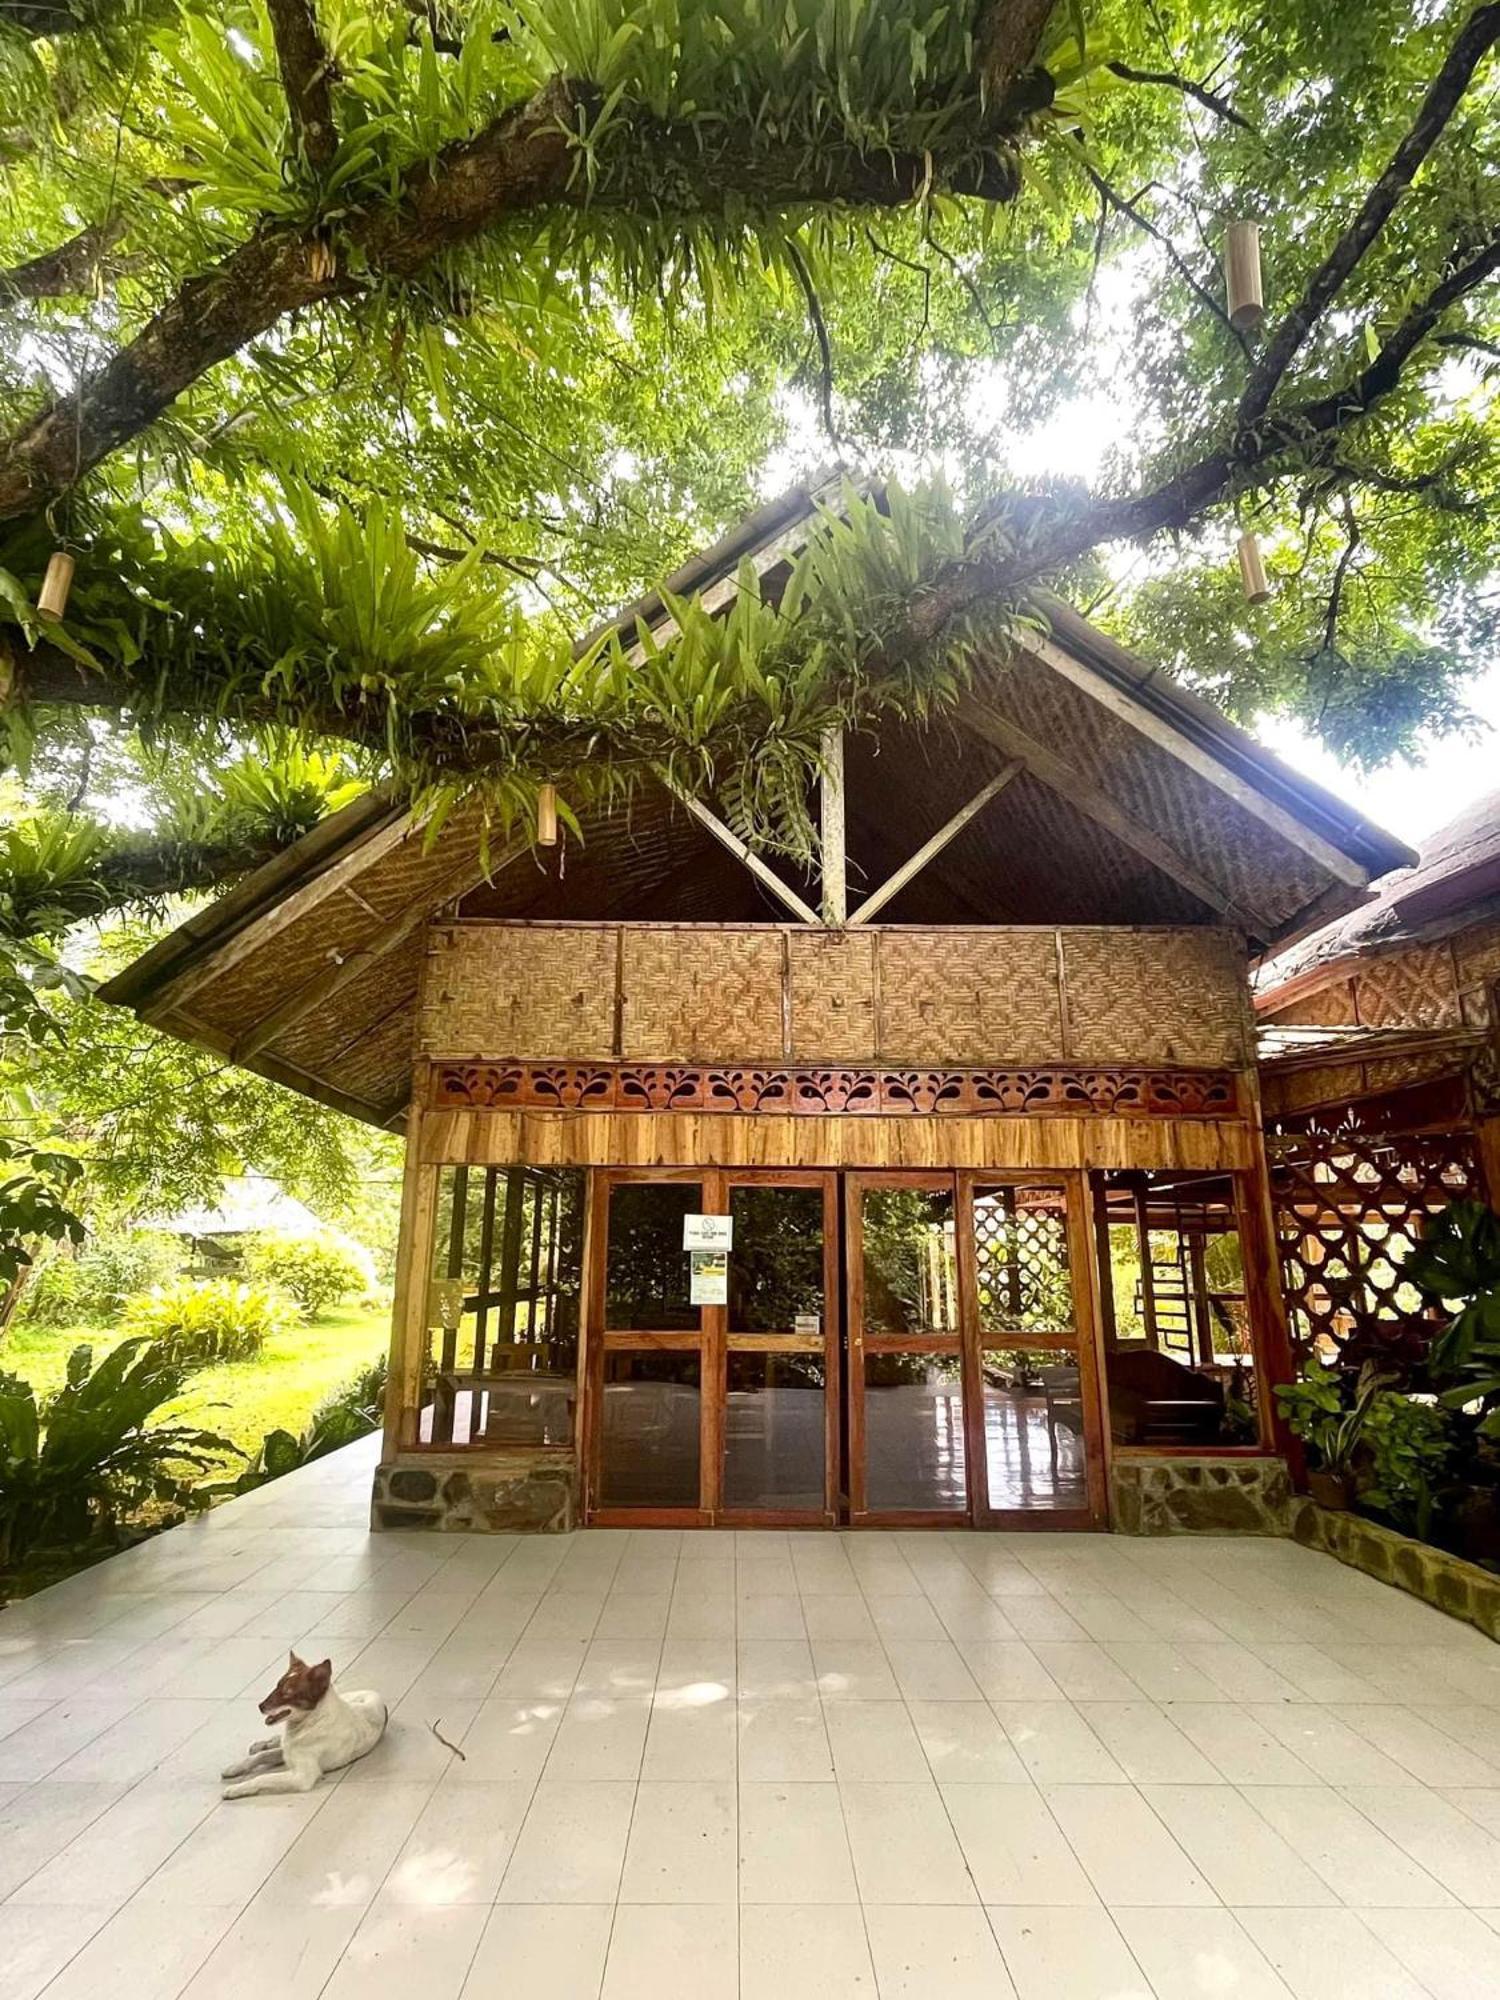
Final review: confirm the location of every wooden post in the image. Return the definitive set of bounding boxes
[382,1076,440,1458]
[1133,1177,1159,1350]
[820,725,847,925]
[1477,1115,1500,1217]
[1238,1067,1302,1473]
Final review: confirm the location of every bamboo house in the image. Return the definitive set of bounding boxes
[101,482,1414,1536]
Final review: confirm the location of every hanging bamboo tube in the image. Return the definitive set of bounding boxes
[536,782,559,847]
[35,551,75,623]
[1225,222,1264,330]
[1237,532,1271,604]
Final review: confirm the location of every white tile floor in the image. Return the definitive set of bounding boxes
[5,1436,1500,1998]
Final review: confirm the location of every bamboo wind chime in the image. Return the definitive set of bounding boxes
[1224,222,1272,607]
[35,551,74,623]
[536,783,559,847]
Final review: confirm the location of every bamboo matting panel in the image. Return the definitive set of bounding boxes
[1353,943,1462,1030]
[419,1107,1254,1172]
[1261,982,1360,1029]
[417,919,1253,1072]
[981,651,1331,929]
[787,930,877,1059]
[1062,928,1251,1066]
[876,930,1062,1063]
[621,928,786,1059]
[1454,918,1500,1028]
[420,924,618,1058]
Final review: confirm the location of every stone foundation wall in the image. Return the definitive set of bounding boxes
[1109,1454,1293,1536]
[1290,1498,1500,1644]
[372,1450,578,1533]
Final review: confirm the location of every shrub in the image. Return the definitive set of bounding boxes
[244,1234,370,1317]
[21,1231,183,1328]
[119,1277,299,1370]
[0,1339,237,1571]
[230,1356,387,1491]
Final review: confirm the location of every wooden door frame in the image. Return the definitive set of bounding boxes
[583,1165,840,1528]
[716,1169,840,1528]
[845,1169,973,1528]
[960,1168,1110,1531]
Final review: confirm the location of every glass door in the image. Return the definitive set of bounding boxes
[588,1170,711,1524]
[846,1173,975,1524]
[720,1174,838,1525]
[585,1169,838,1526]
[961,1171,1108,1527]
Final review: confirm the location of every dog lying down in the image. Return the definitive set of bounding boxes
[222,1653,387,1798]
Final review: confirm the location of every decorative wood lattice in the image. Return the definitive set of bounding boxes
[972,1185,1076,1335]
[432,1062,1239,1117]
[1268,1127,1482,1363]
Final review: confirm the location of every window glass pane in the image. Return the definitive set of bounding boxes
[981,1348,1088,1512]
[600,1351,701,1507]
[1094,1170,1261,1447]
[863,1352,966,1511]
[973,1183,1075,1336]
[723,1350,825,1511]
[860,1188,958,1336]
[728,1185,824,1333]
[423,1166,584,1448]
[605,1183,702,1331]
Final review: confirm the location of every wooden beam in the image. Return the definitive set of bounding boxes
[229,838,524,1064]
[655,771,822,924]
[958,699,1273,937]
[1025,634,1370,890]
[847,761,1021,926]
[821,725,847,925]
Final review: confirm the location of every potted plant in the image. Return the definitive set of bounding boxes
[1275,1359,1387,1509]
[1404,1200,1500,1563]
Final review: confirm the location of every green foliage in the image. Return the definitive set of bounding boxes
[18,1229,181,1326]
[1406,1200,1500,1433]
[0,1140,84,1289]
[244,1234,370,1316]
[228,1354,387,1492]
[0,1336,238,1570]
[1360,1390,1457,1541]
[1274,1358,1387,1477]
[119,1275,301,1369]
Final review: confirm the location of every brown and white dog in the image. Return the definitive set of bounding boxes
[221,1653,387,1798]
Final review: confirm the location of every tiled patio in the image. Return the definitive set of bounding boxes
[6,1441,1500,1999]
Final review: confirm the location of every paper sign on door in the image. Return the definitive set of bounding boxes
[683,1213,733,1252]
[689,1250,728,1304]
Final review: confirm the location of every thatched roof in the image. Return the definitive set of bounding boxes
[1257,784,1500,1013]
[101,481,1413,1127]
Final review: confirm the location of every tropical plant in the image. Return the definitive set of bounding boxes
[1406,1199,1500,1432]
[1359,1390,1459,1541]
[244,1233,372,1317]
[227,1356,387,1492]
[19,1229,183,1327]
[1274,1358,1391,1481]
[119,1276,301,1369]
[0,1338,238,1571]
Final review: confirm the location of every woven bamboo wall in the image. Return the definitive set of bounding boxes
[417,920,1254,1068]
[1262,915,1500,1037]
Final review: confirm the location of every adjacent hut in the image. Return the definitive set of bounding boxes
[1257,787,1500,1369]
[100,482,1412,1535]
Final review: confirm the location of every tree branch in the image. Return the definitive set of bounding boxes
[264,0,338,170]
[1105,60,1254,133]
[785,237,839,450]
[974,0,1059,103]
[0,179,197,300]
[0,80,1035,522]
[1239,0,1500,425]
[1083,165,1250,354]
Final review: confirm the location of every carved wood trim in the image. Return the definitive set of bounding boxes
[430,1061,1240,1118]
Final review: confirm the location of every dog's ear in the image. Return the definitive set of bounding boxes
[308,1659,333,1699]
[288,1651,303,1672]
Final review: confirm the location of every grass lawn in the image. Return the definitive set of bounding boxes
[4,1301,390,1475]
